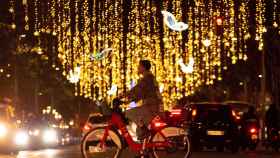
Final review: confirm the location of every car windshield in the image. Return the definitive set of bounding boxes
[228,103,251,116]
[24,119,48,128]
[195,104,231,122]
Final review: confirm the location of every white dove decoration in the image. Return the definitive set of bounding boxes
[128,102,137,109]
[161,11,188,32]
[130,79,136,90]
[67,66,81,83]
[178,58,194,74]
[107,85,118,96]
[90,48,113,61]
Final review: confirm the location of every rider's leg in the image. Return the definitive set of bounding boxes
[126,104,159,141]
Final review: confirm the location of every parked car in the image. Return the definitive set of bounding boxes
[82,113,108,135]
[188,102,240,153]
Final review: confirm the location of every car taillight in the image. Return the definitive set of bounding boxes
[250,128,257,134]
[170,109,182,117]
[232,110,240,120]
[83,124,91,131]
[192,109,197,117]
[151,116,167,129]
[232,110,236,117]
[154,122,167,128]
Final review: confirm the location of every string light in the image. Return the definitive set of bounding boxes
[9,0,15,29]
[272,0,278,28]
[256,0,265,51]
[202,39,211,47]
[33,0,39,35]
[22,0,29,31]
[10,0,275,110]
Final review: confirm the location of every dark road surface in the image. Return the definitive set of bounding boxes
[1,145,280,158]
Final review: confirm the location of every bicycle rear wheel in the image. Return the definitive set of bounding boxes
[150,127,191,158]
[81,127,123,158]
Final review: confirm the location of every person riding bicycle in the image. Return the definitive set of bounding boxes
[119,60,162,141]
[240,106,259,147]
[265,103,280,133]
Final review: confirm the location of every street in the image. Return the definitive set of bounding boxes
[0,146,280,158]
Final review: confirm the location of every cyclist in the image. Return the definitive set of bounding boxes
[240,106,259,148]
[119,60,162,140]
[265,103,280,136]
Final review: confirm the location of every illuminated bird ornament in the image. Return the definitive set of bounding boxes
[178,58,194,74]
[107,85,118,96]
[90,48,113,61]
[130,80,136,90]
[159,84,164,93]
[67,66,81,83]
[202,38,211,47]
[161,11,188,32]
[128,102,137,109]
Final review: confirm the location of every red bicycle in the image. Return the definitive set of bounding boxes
[81,99,191,158]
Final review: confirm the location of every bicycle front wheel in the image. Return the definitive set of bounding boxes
[150,127,191,158]
[81,127,123,158]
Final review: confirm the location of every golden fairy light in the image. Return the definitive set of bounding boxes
[10,0,277,110]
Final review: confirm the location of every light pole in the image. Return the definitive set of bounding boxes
[14,39,19,110]
[260,49,266,109]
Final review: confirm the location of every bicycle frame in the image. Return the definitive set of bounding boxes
[101,112,171,152]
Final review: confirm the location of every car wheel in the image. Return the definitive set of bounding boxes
[273,146,279,152]
[191,138,202,152]
[249,144,257,151]
[217,145,224,152]
[241,145,247,151]
[192,144,203,152]
[231,144,239,153]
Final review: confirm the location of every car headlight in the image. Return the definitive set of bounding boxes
[33,129,40,136]
[43,129,57,143]
[29,129,40,136]
[0,124,7,138]
[14,131,29,145]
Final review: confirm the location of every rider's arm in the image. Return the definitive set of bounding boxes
[126,78,147,102]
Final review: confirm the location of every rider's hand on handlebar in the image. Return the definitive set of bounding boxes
[117,92,126,99]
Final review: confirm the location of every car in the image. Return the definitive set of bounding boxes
[164,107,190,127]
[0,107,27,153]
[82,113,108,135]
[188,102,240,153]
[21,119,60,149]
